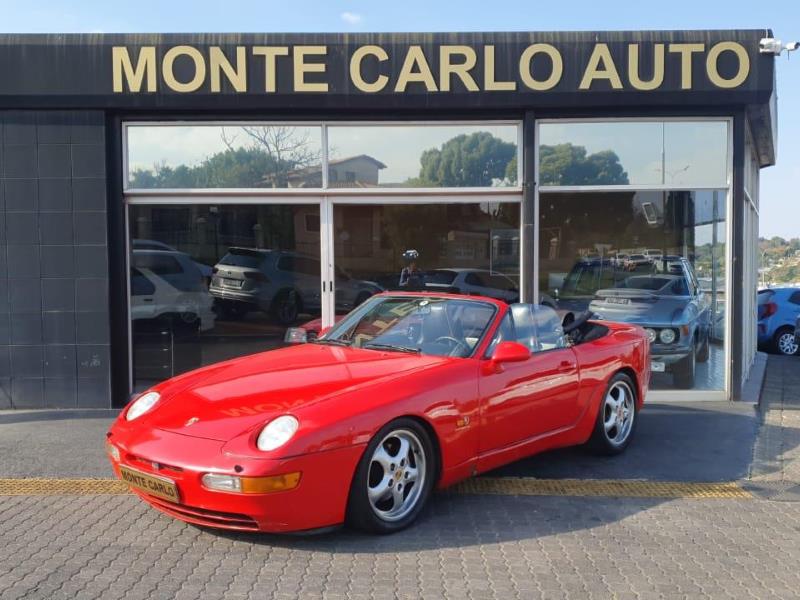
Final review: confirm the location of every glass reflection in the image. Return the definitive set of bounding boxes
[129,204,322,392]
[332,202,521,313]
[538,190,727,392]
[327,125,519,188]
[539,121,729,187]
[126,125,323,189]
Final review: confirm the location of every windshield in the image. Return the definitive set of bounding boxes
[321,296,496,358]
[219,249,265,268]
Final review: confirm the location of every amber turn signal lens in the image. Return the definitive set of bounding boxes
[241,472,302,494]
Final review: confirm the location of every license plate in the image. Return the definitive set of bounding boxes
[119,465,180,503]
[606,297,630,305]
[651,361,666,373]
[222,278,243,288]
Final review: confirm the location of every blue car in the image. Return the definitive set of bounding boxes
[589,258,711,388]
[758,288,800,356]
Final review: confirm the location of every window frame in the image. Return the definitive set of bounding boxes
[534,116,734,401]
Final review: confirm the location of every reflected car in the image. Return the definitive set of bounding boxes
[132,239,214,282]
[552,258,647,313]
[424,268,519,303]
[108,293,649,534]
[209,248,382,324]
[130,250,215,332]
[624,254,652,270]
[589,258,711,388]
[757,287,800,356]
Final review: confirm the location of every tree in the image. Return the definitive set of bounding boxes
[128,126,321,189]
[411,132,517,187]
[539,143,629,186]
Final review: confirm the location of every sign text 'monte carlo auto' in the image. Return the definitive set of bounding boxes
[111,41,752,95]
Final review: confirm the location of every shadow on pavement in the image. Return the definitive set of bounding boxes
[211,492,670,551]
[487,401,759,482]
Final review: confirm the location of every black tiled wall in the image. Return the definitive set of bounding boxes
[0,111,110,408]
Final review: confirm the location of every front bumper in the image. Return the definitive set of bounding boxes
[649,342,692,368]
[107,427,365,533]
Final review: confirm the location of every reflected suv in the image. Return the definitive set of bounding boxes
[209,248,382,324]
[589,258,711,388]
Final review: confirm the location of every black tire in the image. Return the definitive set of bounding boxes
[772,327,800,356]
[346,418,438,534]
[696,329,710,363]
[271,290,300,325]
[673,344,696,388]
[587,372,638,455]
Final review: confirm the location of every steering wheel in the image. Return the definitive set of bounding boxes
[434,336,467,356]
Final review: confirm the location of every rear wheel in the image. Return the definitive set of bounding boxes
[588,373,637,455]
[346,418,437,534]
[773,327,800,356]
[272,290,300,325]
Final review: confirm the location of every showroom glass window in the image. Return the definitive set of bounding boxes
[537,120,730,396]
[125,122,522,393]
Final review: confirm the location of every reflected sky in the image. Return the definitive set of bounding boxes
[539,121,728,187]
[127,123,518,185]
[328,124,517,183]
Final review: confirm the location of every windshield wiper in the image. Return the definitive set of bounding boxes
[362,343,420,354]
[311,338,352,347]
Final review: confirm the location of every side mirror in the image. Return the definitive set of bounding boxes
[284,327,308,344]
[489,341,531,368]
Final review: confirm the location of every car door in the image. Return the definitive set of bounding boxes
[477,306,580,454]
[130,268,157,322]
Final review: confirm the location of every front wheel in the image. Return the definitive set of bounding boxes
[588,372,637,455]
[346,418,437,534]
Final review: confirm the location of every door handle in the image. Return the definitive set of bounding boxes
[143,298,153,303]
[557,361,573,372]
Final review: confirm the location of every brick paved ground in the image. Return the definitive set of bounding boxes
[1,493,800,600]
[1,356,799,599]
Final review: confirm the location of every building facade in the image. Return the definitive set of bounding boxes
[0,30,777,407]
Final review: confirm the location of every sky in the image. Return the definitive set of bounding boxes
[1,0,798,238]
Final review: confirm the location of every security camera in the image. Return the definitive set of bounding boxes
[786,41,800,52]
[760,38,784,54]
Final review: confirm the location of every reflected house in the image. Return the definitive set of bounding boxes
[265,155,387,188]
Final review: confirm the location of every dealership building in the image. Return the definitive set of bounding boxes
[0,30,778,408]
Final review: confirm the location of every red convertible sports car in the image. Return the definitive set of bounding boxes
[107,292,650,534]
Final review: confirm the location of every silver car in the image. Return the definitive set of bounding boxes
[589,258,711,389]
[209,248,382,324]
[424,268,519,303]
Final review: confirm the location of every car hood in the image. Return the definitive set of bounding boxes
[144,343,450,442]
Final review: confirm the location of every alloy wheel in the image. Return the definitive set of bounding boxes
[602,380,635,447]
[366,429,427,522]
[777,331,799,356]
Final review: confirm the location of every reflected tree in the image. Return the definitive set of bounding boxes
[409,132,517,187]
[128,126,321,189]
[539,143,629,186]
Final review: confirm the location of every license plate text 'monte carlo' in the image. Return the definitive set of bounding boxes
[119,466,180,502]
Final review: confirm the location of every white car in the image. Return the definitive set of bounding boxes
[130,250,215,332]
[424,268,519,303]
